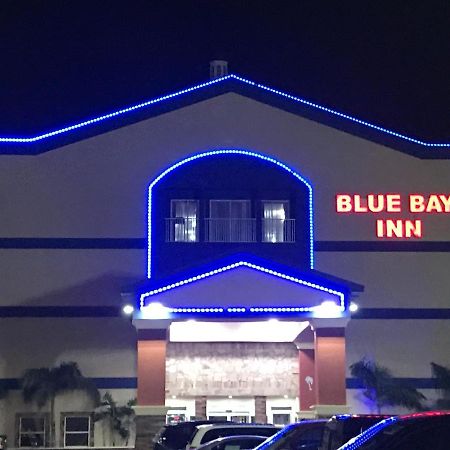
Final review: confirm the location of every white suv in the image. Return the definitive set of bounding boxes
[186,424,279,450]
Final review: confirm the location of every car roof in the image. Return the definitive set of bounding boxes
[204,435,270,441]
[195,424,277,430]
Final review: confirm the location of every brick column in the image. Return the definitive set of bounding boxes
[299,349,316,411]
[314,328,346,406]
[295,326,316,417]
[312,324,349,417]
[254,396,267,423]
[135,329,169,450]
[195,396,207,419]
[137,329,168,405]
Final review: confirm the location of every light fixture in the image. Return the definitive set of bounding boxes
[141,302,171,319]
[313,301,342,318]
[122,304,134,315]
[228,395,233,399]
[349,302,359,312]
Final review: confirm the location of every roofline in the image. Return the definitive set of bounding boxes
[1,74,449,158]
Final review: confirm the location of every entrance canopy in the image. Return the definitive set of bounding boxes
[133,254,363,323]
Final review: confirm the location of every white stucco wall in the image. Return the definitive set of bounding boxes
[0,90,449,438]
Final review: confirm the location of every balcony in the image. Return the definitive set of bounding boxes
[262,218,296,243]
[165,218,198,242]
[205,218,256,242]
[166,218,296,243]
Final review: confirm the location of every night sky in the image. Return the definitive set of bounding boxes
[1,0,449,141]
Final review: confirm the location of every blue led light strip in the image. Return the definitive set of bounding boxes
[140,260,345,309]
[229,75,450,148]
[338,417,397,450]
[0,74,448,148]
[0,76,232,143]
[147,149,314,277]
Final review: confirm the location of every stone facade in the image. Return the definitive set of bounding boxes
[166,342,299,397]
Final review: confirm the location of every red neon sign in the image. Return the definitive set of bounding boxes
[335,193,449,239]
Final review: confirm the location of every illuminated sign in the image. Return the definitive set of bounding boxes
[336,194,450,238]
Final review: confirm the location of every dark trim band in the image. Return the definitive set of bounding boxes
[1,306,449,319]
[1,238,450,251]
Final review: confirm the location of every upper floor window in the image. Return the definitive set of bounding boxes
[262,201,295,243]
[207,200,255,242]
[167,200,198,242]
[63,414,91,447]
[17,414,47,447]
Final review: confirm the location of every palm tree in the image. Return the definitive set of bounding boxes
[350,357,426,413]
[94,392,136,446]
[430,362,450,409]
[22,362,100,447]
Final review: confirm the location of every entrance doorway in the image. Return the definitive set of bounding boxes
[208,413,251,423]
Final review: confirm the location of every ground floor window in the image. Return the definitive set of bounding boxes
[17,414,48,447]
[62,414,91,447]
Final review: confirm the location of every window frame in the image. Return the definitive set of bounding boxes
[261,200,292,243]
[209,199,252,218]
[61,413,93,448]
[16,413,49,448]
[169,199,199,242]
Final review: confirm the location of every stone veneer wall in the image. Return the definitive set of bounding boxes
[166,342,298,397]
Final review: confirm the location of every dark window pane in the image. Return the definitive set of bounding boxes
[66,417,89,432]
[65,433,89,447]
[20,434,45,447]
[21,418,45,432]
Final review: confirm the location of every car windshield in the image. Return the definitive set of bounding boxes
[255,422,325,450]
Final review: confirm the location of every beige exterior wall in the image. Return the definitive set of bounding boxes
[0,94,448,240]
[0,91,449,438]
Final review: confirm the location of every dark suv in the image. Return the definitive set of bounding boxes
[153,421,233,450]
[319,415,391,450]
[254,415,390,450]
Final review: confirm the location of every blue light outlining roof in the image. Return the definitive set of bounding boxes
[0,74,448,148]
[147,149,314,277]
[337,417,398,450]
[140,260,345,310]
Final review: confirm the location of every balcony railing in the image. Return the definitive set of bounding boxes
[165,218,295,243]
[205,218,257,242]
[262,218,296,243]
[165,218,198,242]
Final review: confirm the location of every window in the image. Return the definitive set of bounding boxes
[63,415,91,447]
[272,413,291,425]
[262,201,294,243]
[18,415,47,448]
[168,200,198,242]
[207,200,255,242]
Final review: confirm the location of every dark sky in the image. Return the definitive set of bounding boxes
[1,0,449,141]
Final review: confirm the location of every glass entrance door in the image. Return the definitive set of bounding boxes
[208,413,250,423]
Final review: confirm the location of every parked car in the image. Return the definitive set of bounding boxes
[336,411,450,450]
[319,414,391,450]
[195,435,269,450]
[154,420,234,450]
[254,420,327,450]
[187,424,280,450]
[254,415,391,450]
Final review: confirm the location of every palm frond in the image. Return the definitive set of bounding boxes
[431,362,450,394]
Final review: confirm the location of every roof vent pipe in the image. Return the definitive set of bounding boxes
[210,60,228,79]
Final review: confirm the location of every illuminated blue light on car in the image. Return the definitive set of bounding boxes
[337,417,398,450]
[140,260,345,309]
[0,74,448,148]
[147,149,314,277]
